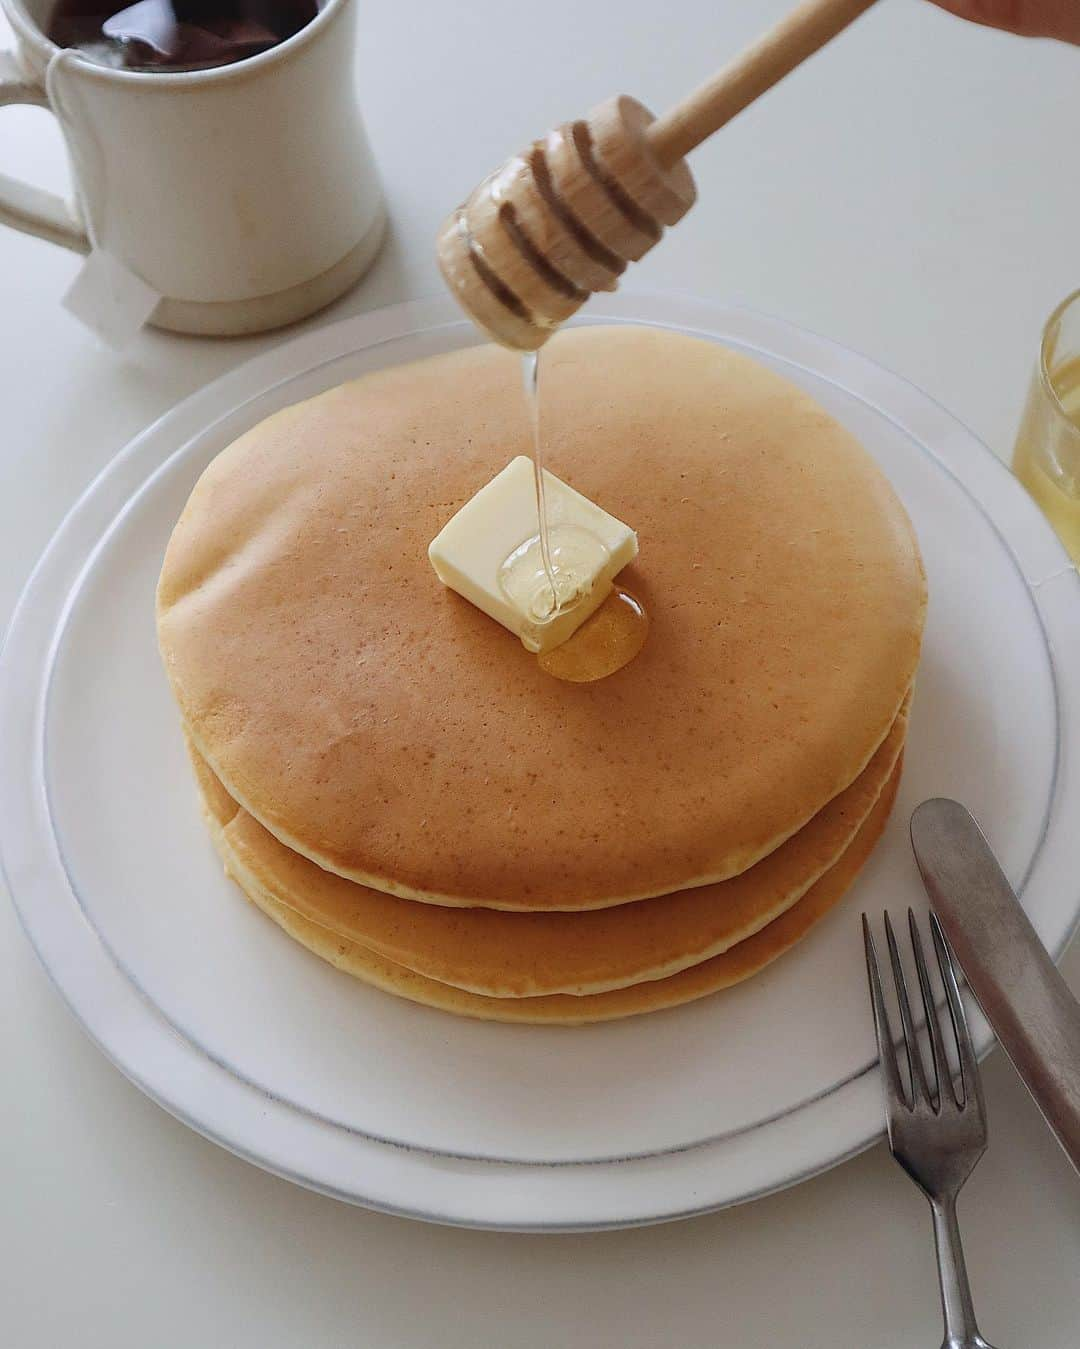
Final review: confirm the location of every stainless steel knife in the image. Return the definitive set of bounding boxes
[910,797,1080,1174]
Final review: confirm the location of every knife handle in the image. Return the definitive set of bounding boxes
[911,798,1080,1174]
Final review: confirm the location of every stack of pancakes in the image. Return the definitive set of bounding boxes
[157,327,926,1024]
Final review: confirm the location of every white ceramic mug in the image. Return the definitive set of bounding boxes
[0,0,385,335]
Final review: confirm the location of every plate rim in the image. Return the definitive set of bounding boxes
[3,291,1079,1229]
[34,303,1063,1167]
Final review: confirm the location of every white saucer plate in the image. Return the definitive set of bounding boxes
[3,293,1079,1230]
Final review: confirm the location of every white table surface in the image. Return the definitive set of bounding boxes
[3,2,1079,1344]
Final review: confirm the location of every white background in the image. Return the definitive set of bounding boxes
[2,1,1079,1344]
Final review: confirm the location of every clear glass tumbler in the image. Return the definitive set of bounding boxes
[1012,288,1080,562]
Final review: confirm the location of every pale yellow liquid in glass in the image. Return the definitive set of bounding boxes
[1013,355,1080,563]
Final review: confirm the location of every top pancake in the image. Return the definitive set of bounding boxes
[157,325,926,910]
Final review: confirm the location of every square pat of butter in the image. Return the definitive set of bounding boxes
[428,456,638,652]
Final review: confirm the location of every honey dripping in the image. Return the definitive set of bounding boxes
[518,348,649,682]
[522,348,560,611]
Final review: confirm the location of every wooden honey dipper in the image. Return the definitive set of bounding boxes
[438,0,878,350]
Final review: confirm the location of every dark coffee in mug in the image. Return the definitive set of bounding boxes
[47,0,319,71]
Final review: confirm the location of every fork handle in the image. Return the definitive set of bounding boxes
[929,1197,993,1349]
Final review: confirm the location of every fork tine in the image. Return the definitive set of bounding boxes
[929,911,986,1120]
[862,914,909,1111]
[883,910,933,1107]
[907,908,947,1108]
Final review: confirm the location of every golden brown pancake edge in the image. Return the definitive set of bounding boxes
[203,759,902,1024]
[186,693,908,996]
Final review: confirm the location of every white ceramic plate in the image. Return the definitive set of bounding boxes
[3,293,1079,1229]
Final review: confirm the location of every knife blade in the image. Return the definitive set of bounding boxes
[910,797,1080,1174]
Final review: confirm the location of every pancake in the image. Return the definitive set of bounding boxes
[203,760,901,1024]
[158,324,926,910]
[187,694,908,997]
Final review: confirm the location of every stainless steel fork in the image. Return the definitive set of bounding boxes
[862,909,1000,1349]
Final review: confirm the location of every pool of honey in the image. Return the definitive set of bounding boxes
[538,587,648,682]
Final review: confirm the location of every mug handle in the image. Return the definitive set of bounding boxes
[0,51,89,253]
